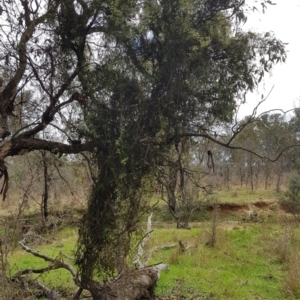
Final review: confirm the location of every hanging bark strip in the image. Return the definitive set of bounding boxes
[0,160,8,200]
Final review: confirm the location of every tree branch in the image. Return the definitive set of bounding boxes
[180,132,300,162]
[1,8,56,112]
[18,238,80,286]
[0,138,96,160]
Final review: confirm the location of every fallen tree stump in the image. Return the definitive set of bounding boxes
[87,267,159,300]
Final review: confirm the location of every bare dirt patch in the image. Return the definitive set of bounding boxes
[207,203,249,214]
[204,200,289,225]
[252,200,275,209]
[209,200,282,217]
[219,203,249,214]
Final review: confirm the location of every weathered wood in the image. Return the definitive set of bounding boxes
[88,268,159,300]
[17,219,167,300]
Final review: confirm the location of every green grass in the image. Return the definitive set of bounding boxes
[150,188,278,206]
[6,222,292,299]
[4,188,300,299]
[149,189,279,224]
[215,189,278,203]
[149,223,295,299]
[6,222,297,299]
[8,227,78,295]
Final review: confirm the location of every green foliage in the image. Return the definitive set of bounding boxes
[0,0,291,292]
[64,0,287,283]
[286,177,300,202]
[280,176,300,214]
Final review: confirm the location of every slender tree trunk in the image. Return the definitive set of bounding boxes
[225,165,230,191]
[249,155,254,192]
[208,199,219,247]
[41,151,49,222]
[255,162,259,189]
[264,161,270,190]
[239,167,244,188]
[276,170,283,193]
[167,164,178,214]
[264,171,269,190]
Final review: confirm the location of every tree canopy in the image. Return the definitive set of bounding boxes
[0,0,287,288]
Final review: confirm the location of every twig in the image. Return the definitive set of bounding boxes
[11,275,60,300]
[239,280,248,288]
[12,265,56,277]
[153,244,176,251]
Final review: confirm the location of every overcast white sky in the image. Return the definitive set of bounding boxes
[237,0,300,118]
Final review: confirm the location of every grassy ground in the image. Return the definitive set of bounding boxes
[215,189,279,203]
[150,223,288,300]
[8,227,78,296]
[156,227,282,299]
[2,190,300,299]
[6,218,300,299]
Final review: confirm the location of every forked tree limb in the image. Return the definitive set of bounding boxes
[18,239,80,286]
[1,11,53,110]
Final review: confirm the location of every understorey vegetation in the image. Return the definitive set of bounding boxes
[0,0,299,299]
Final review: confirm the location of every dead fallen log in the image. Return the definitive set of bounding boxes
[16,238,167,300]
[87,267,159,300]
[14,215,168,300]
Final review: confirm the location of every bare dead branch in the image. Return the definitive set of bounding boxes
[1,8,56,112]
[257,108,295,119]
[182,132,300,162]
[17,70,78,139]
[0,138,97,161]
[18,239,80,286]
[230,86,275,145]
[11,275,61,300]
[28,57,52,97]
[52,155,76,197]
[13,265,56,277]
[36,282,60,300]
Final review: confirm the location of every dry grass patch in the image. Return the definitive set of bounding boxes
[283,250,300,298]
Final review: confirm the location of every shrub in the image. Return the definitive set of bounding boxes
[280,176,300,219]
